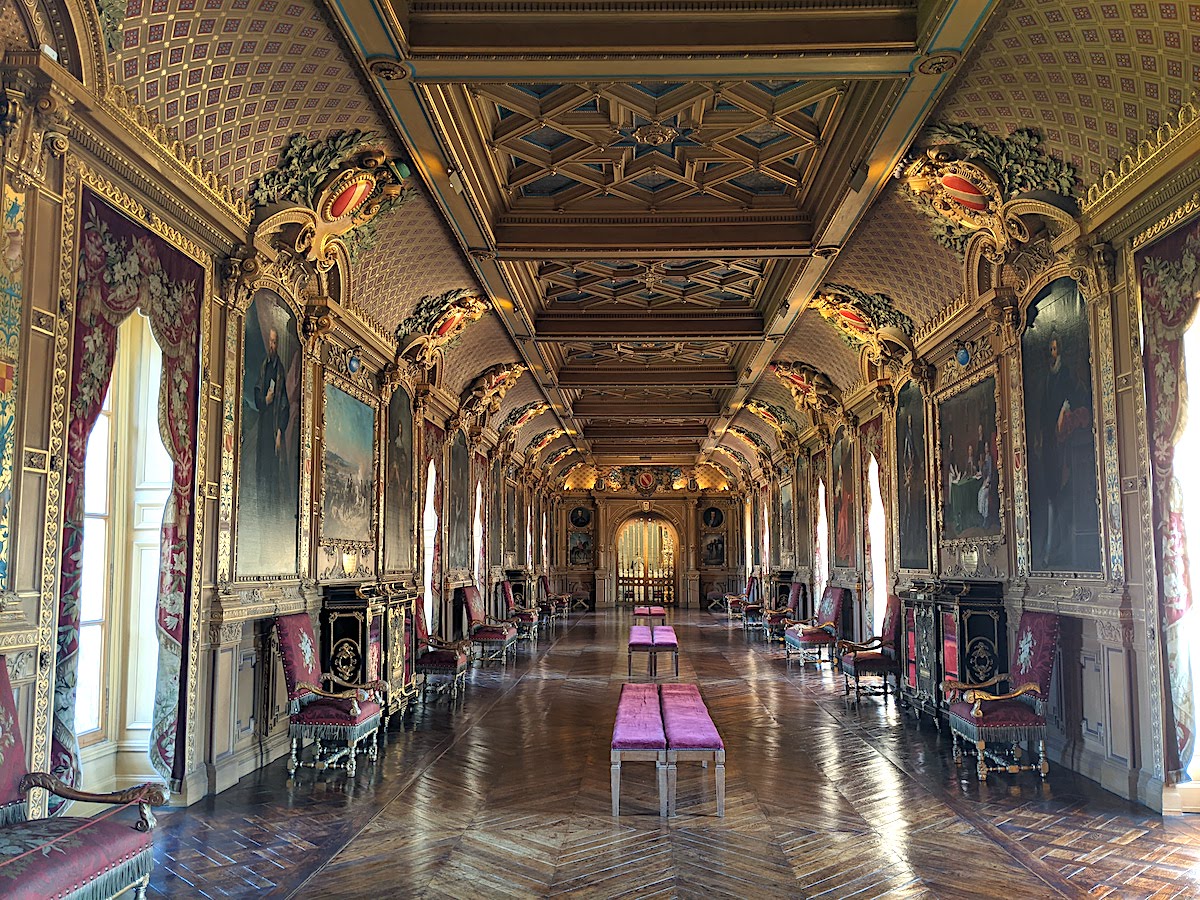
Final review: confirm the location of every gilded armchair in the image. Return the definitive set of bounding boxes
[464,585,519,665]
[0,657,168,900]
[538,574,570,623]
[275,613,388,778]
[784,585,847,666]
[765,581,805,642]
[943,610,1060,781]
[723,575,758,620]
[502,579,540,644]
[838,593,901,702]
[413,599,470,701]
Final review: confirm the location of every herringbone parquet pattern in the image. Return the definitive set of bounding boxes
[148,610,1200,899]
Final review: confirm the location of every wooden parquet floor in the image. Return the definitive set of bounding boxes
[148,610,1200,899]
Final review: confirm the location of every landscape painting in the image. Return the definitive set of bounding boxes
[939,375,1001,542]
[896,380,930,570]
[322,383,375,544]
[384,388,413,572]
[236,289,301,577]
[1022,277,1102,573]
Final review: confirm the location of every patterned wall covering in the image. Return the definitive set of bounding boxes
[934,0,1200,182]
[826,182,963,327]
[491,375,546,430]
[442,315,520,396]
[730,410,778,451]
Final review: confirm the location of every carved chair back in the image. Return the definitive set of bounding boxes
[538,574,552,601]
[785,581,804,614]
[1008,611,1060,710]
[463,585,487,628]
[502,580,516,612]
[275,613,322,712]
[0,658,29,825]
[413,599,433,652]
[815,586,845,627]
[880,594,902,657]
[745,575,759,603]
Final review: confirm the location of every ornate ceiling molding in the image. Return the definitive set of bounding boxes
[458,362,527,428]
[396,287,490,370]
[499,399,550,434]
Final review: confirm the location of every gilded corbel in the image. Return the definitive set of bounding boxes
[985,289,1020,348]
[0,73,72,189]
[302,298,337,353]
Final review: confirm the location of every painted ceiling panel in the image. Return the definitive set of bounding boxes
[442,314,520,397]
[775,309,861,389]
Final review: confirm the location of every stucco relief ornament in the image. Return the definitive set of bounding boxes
[459,362,527,427]
[395,287,489,371]
[768,360,843,424]
[251,130,414,267]
[744,399,797,441]
[499,400,550,435]
[526,427,566,457]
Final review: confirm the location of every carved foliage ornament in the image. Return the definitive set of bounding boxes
[0,72,72,190]
[396,287,489,371]
[769,361,844,424]
[498,400,549,434]
[458,362,527,426]
[898,122,1078,255]
[744,399,797,440]
[525,427,566,457]
[251,130,414,266]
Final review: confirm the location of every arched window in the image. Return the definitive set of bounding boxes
[472,480,483,587]
[867,455,888,632]
[422,460,437,635]
[815,478,829,600]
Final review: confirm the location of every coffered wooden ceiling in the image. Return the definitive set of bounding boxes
[329,0,1001,468]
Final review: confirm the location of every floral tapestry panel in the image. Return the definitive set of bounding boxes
[55,188,203,803]
[1137,213,1200,778]
[0,186,23,592]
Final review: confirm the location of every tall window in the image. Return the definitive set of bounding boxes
[472,481,484,587]
[867,456,888,632]
[76,314,169,756]
[815,479,829,600]
[422,461,437,634]
[1176,323,1200,780]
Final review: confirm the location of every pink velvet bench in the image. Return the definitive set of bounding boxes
[611,683,668,816]
[634,605,667,625]
[661,683,725,817]
[628,625,656,676]
[651,626,679,677]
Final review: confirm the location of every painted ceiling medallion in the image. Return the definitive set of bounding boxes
[396,287,490,369]
[500,400,550,434]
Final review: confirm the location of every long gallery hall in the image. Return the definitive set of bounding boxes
[6,0,1200,898]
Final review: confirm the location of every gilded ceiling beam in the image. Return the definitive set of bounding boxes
[571,400,720,418]
[535,313,762,340]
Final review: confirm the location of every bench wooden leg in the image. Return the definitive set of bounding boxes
[666,753,678,817]
[715,752,726,817]
[628,651,632,678]
[611,756,621,816]
[657,755,668,817]
[673,650,679,676]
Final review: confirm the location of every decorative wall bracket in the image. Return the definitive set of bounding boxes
[395,287,489,374]
[458,362,527,429]
[0,69,71,189]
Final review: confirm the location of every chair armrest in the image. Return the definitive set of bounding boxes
[326,674,389,698]
[837,637,884,653]
[942,673,1007,695]
[298,680,383,715]
[20,773,167,831]
[962,682,1041,718]
[427,636,471,653]
[804,621,836,632]
[510,604,539,616]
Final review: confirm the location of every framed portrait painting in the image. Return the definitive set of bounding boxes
[568,531,593,566]
[702,533,725,567]
[448,431,472,571]
[236,289,301,578]
[831,426,856,567]
[938,374,1002,542]
[779,479,795,559]
[896,379,930,570]
[383,387,413,573]
[1021,277,1102,574]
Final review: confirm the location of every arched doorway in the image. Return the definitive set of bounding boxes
[615,514,678,606]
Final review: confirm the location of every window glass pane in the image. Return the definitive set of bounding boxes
[74,623,103,734]
[83,416,110,516]
[80,517,107,623]
[142,337,174,486]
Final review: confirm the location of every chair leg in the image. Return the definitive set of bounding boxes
[976,740,988,780]
[346,739,358,778]
[951,731,962,765]
[133,874,150,900]
[288,737,299,775]
[715,757,726,817]
[611,760,621,816]
[657,758,668,818]
[1039,739,1049,780]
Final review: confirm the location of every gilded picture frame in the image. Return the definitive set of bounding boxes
[934,366,1005,551]
[318,368,379,581]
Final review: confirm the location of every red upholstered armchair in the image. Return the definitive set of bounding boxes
[724,575,758,619]
[538,574,570,623]
[0,657,167,900]
[784,585,847,666]
[501,580,540,644]
[765,581,805,642]
[414,599,469,701]
[944,610,1060,782]
[275,613,388,778]
[464,585,519,665]
[839,594,902,702]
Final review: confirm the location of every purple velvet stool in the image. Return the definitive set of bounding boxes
[634,605,667,625]
[661,683,725,817]
[611,683,667,816]
[652,626,680,676]
[629,625,656,676]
